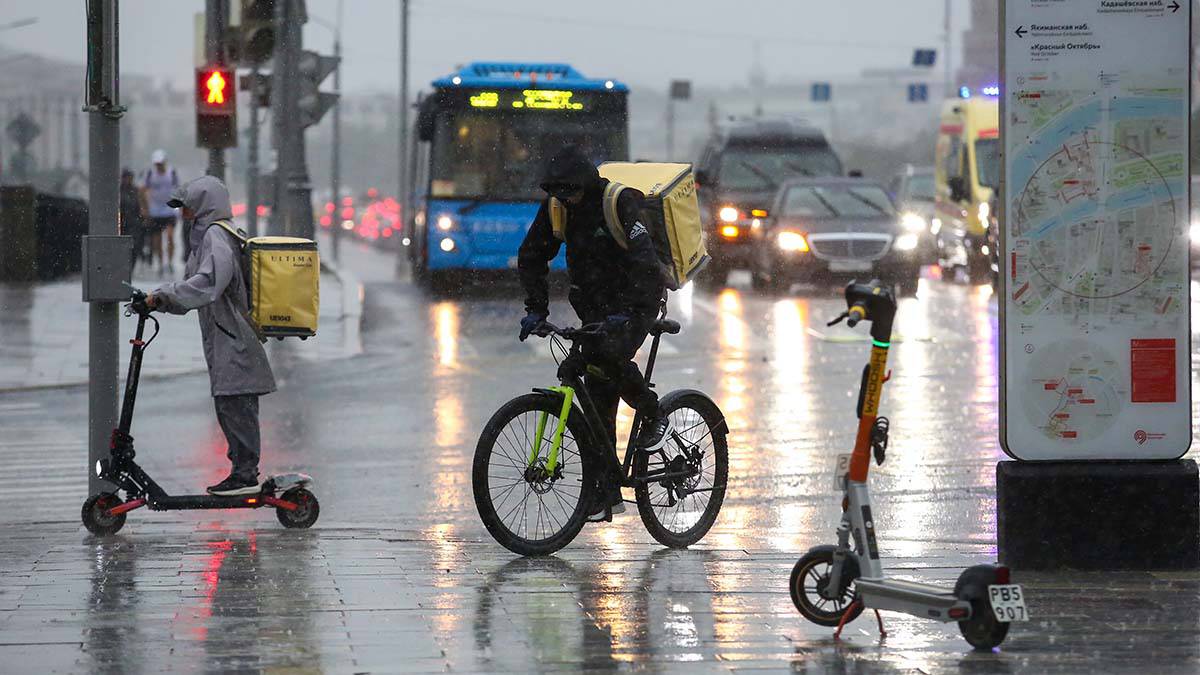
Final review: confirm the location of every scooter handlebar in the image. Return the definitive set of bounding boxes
[124,284,150,316]
[846,304,867,328]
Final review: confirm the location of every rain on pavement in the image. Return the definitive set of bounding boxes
[4,239,1200,673]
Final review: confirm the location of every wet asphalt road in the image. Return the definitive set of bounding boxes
[3,239,1200,673]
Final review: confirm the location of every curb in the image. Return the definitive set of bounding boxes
[320,259,364,356]
[0,268,366,394]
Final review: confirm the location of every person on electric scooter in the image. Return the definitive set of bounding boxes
[145,175,276,496]
[517,144,673,520]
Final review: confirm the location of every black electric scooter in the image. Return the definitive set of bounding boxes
[81,288,320,535]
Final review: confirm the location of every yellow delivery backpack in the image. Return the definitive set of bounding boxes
[213,220,320,340]
[548,162,709,290]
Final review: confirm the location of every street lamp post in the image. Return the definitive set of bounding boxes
[398,0,409,271]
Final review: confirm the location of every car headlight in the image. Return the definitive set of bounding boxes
[895,233,919,251]
[436,214,455,231]
[718,206,739,223]
[977,200,991,223]
[95,460,103,477]
[930,217,942,236]
[900,212,927,232]
[1190,221,1200,242]
[776,231,809,252]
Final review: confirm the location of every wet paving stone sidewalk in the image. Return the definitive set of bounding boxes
[3,520,1200,674]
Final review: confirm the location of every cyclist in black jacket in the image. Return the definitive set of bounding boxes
[517,145,673,519]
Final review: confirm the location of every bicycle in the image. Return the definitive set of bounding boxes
[472,309,729,555]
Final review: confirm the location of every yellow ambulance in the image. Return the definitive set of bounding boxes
[933,93,999,282]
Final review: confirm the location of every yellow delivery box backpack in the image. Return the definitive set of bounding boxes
[213,220,320,340]
[548,162,709,290]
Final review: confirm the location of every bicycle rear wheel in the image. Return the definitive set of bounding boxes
[634,391,729,548]
[473,392,596,556]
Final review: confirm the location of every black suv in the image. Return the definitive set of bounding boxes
[694,120,843,286]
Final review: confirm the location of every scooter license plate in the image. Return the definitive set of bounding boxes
[987,584,1029,622]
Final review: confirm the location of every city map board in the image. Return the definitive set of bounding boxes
[1000,0,1191,460]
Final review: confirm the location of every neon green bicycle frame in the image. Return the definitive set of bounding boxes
[528,386,575,474]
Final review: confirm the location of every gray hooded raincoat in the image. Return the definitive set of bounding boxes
[154,176,277,397]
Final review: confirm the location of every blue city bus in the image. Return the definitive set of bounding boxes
[407,62,629,289]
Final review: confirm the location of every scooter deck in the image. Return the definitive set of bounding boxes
[149,493,272,510]
[855,578,964,622]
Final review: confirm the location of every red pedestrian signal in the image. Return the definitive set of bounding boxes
[205,70,227,104]
[196,66,237,149]
[196,67,235,113]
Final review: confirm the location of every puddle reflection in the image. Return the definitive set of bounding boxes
[472,550,729,668]
[86,538,145,675]
[84,532,323,672]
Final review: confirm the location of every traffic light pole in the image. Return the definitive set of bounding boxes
[272,0,314,239]
[246,67,260,237]
[205,0,228,181]
[84,0,121,495]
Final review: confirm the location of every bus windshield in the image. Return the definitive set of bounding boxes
[975,139,999,189]
[429,111,627,201]
[717,145,843,192]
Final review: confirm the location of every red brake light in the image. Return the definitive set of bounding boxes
[994,566,1011,584]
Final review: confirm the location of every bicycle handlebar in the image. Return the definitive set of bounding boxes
[534,321,606,341]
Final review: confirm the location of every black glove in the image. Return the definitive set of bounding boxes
[519,312,549,342]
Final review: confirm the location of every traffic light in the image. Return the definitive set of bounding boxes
[196,66,237,148]
[238,0,276,66]
[297,49,339,128]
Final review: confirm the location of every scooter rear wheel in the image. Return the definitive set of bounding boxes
[82,492,126,536]
[276,487,320,529]
[790,545,862,627]
[954,564,1010,650]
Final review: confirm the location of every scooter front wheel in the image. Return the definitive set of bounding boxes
[276,487,320,529]
[82,492,127,536]
[790,545,862,627]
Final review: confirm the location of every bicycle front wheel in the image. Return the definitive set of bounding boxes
[473,393,596,556]
[634,391,729,548]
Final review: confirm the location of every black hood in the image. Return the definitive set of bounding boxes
[540,145,600,191]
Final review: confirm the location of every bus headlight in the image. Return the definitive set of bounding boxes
[436,215,455,231]
[718,206,739,223]
[776,231,809,252]
[900,212,927,232]
[895,233,919,251]
[439,237,456,252]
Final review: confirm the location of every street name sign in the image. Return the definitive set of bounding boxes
[1000,0,1191,460]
